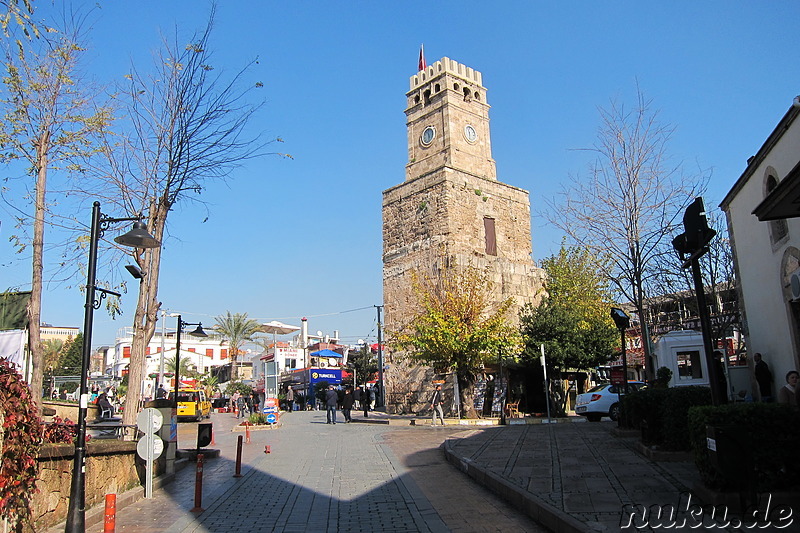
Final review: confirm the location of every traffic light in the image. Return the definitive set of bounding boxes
[673,197,716,257]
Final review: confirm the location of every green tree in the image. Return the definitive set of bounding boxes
[213,311,262,381]
[520,246,618,415]
[348,344,378,388]
[164,354,194,381]
[393,263,520,418]
[1,23,112,406]
[54,332,82,376]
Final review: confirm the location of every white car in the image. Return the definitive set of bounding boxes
[575,381,645,422]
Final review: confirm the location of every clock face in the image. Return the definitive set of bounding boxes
[421,126,436,146]
[464,124,478,143]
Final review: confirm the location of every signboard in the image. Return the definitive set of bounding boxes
[266,413,278,424]
[610,369,624,385]
[310,368,342,385]
[261,397,279,414]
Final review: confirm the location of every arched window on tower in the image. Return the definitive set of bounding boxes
[766,174,789,243]
[424,89,431,105]
[463,87,472,102]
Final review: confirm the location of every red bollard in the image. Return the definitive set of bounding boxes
[211,427,216,446]
[264,445,271,454]
[233,435,243,478]
[103,494,116,533]
[191,454,205,513]
[245,424,251,444]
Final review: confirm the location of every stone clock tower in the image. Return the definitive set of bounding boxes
[382,57,544,411]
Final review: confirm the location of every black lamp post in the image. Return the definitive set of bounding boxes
[610,307,631,428]
[610,307,631,395]
[172,314,208,418]
[66,202,160,533]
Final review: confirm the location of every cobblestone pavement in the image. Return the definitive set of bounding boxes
[84,411,544,533]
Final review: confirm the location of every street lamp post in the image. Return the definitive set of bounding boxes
[610,307,631,428]
[65,202,160,533]
[172,314,208,421]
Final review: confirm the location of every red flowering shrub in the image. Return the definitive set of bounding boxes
[0,358,43,531]
[41,416,78,444]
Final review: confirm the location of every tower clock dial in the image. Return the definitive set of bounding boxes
[421,126,436,146]
[464,124,478,143]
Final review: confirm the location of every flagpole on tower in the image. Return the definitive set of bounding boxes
[418,44,426,72]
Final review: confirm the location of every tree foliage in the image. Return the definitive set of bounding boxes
[392,263,520,418]
[213,311,261,380]
[348,344,377,388]
[546,89,704,379]
[0,21,112,407]
[54,332,82,376]
[82,9,278,426]
[520,245,617,371]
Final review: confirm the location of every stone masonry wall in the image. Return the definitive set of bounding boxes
[32,441,141,531]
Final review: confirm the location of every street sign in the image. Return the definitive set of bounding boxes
[266,413,278,424]
[610,369,624,385]
[137,434,164,460]
[137,408,163,434]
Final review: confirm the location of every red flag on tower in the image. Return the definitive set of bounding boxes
[418,44,426,72]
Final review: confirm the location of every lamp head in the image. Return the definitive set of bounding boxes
[114,221,161,249]
[189,323,208,338]
[124,264,144,280]
[610,307,630,330]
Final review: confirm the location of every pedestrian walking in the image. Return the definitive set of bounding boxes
[325,385,338,424]
[430,384,445,426]
[369,386,376,411]
[353,386,362,410]
[362,386,371,417]
[753,352,773,401]
[342,387,354,422]
[286,387,295,412]
[238,394,249,419]
[231,391,241,417]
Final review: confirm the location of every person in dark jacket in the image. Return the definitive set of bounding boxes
[341,387,354,423]
[353,386,362,410]
[325,385,338,424]
[753,352,773,401]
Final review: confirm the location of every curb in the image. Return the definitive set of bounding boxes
[442,438,587,533]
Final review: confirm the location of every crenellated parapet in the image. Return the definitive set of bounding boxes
[409,57,484,91]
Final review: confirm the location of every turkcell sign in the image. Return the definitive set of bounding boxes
[310,368,342,385]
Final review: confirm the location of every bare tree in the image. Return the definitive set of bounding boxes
[0,22,111,407]
[84,10,283,426]
[547,89,705,379]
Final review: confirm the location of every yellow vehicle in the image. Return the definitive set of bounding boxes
[168,389,211,421]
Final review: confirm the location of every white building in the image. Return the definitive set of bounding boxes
[108,326,231,379]
[720,96,800,398]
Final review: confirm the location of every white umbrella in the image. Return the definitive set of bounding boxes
[260,320,301,336]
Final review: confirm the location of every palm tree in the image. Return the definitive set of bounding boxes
[213,311,262,380]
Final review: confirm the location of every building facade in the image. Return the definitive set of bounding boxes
[720,97,800,398]
[382,57,545,411]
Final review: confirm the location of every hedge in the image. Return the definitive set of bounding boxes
[622,386,712,451]
[687,403,800,492]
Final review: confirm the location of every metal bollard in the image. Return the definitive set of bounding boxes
[233,435,243,478]
[190,453,205,513]
[103,494,116,533]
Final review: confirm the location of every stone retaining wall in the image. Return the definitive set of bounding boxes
[32,440,142,531]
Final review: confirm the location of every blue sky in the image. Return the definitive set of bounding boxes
[3,1,800,348]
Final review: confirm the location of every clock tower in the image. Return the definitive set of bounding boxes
[382,57,544,412]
